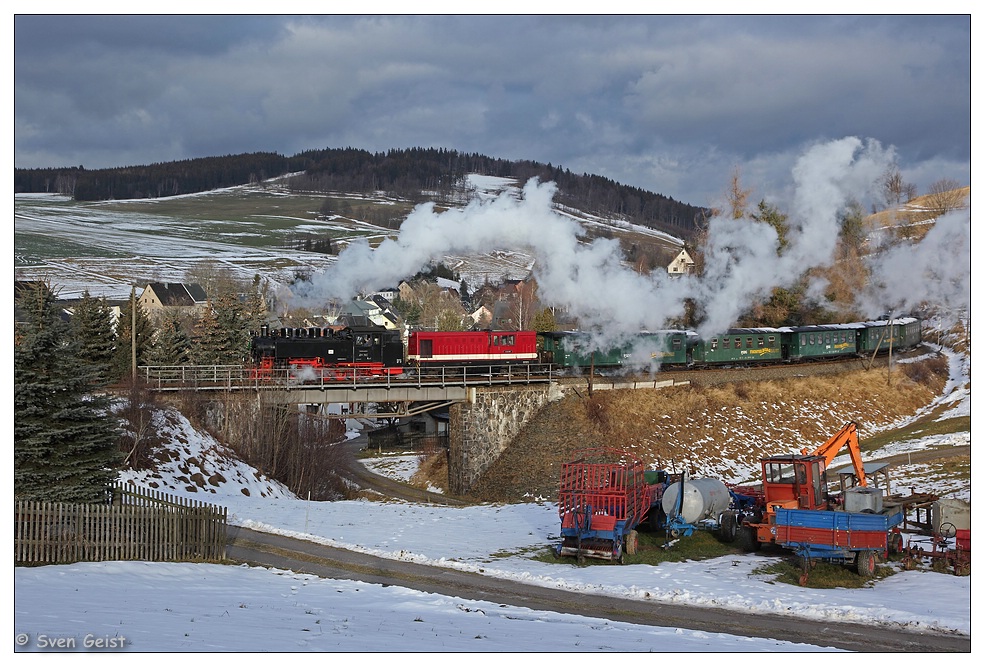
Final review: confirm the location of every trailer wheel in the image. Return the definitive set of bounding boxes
[888,532,904,555]
[737,526,760,552]
[625,530,638,556]
[856,550,877,577]
[719,512,738,543]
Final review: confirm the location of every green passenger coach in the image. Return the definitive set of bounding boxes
[783,324,863,361]
[539,331,691,369]
[689,328,784,366]
[855,317,923,355]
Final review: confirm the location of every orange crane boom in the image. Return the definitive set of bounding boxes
[800,421,867,487]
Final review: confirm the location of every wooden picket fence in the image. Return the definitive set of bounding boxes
[14,485,227,565]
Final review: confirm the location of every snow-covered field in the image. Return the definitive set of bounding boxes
[14,350,972,652]
[14,175,682,302]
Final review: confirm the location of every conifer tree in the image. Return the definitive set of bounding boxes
[146,310,192,366]
[70,290,116,386]
[14,281,121,502]
[192,294,248,364]
[531,307,558,332]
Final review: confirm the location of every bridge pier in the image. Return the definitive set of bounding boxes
[448,384,558,496]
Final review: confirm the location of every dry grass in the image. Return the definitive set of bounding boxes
[865,186,969,243]
[468,358,951,501]
[410,451,448,490]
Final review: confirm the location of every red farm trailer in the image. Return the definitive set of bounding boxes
[555,448,662,563]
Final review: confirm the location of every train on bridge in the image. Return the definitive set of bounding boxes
[249,316,923,380]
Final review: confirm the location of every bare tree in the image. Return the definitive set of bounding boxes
[722,166,753,220]
[508,280,539,330]
[881,166,916,208]
[689,167,753,281]
[413,282,466,330]
[184,259,245,300]
[117,378,159,469]
[925,178,967,218]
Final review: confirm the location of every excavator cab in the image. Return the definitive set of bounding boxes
[761,455,828,511]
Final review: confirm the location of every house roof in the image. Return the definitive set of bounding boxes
[652,246,692,265]
[142,282,208,306]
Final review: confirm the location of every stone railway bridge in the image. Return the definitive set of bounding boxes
[137,364,689,495]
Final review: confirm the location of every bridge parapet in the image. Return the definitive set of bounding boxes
[137,364,554,393]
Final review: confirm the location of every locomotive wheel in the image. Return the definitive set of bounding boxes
[856,550,877,577]
[625,530,639,556]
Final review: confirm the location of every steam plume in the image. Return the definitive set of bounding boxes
[292,137,968,340]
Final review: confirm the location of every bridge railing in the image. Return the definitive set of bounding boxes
[137,364,557,391]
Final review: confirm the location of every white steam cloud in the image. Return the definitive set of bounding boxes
[856,208,971,325]
[292,136,968,340]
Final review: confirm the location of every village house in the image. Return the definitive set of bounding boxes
[137,282,209,322]
[657,247,695,275]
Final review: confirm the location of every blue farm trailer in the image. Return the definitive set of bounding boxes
[729,422,914,583]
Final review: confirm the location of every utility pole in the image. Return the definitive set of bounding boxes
[131,286,137,381]
[887,311,894,387]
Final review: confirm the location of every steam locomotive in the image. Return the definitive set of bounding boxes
[249,317,923,379]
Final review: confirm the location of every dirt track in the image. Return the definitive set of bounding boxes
[225,524,970,653]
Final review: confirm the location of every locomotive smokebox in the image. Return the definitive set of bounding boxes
[662,478,731,525]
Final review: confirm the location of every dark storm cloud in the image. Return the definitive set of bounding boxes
[14,14,971,207]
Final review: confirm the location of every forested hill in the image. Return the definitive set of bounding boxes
[14,147,709,239]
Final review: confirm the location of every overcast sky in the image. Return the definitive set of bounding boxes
[13,12,972,208]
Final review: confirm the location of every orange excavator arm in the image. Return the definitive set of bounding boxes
[800,421,868,487]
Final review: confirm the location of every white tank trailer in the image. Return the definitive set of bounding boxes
[662,478,732,525]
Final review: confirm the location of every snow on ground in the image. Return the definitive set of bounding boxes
[15,363,973,653]
[14,175,688,301]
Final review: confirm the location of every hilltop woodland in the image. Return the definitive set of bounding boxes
[14,147,706,240]
[13,156,970,503]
